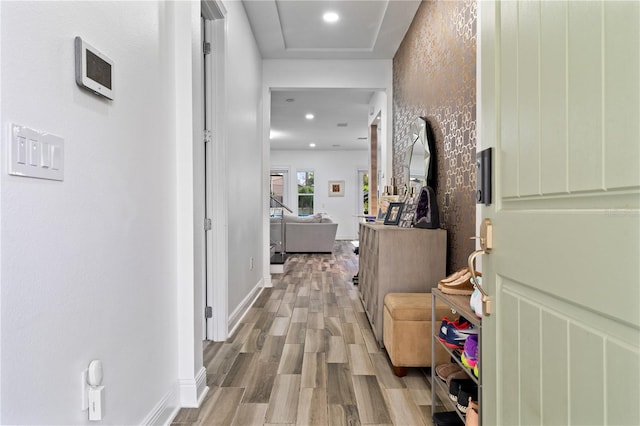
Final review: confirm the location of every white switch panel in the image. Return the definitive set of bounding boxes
[9,124,64,181]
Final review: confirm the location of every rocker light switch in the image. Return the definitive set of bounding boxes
[9,124,64,181]
[29,140,40,166]
[41,142,51,168]
[16,137,27,164]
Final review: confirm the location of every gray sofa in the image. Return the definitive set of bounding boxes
[270,213,338,253]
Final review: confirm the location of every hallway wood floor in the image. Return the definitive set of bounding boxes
[172,242,436,425]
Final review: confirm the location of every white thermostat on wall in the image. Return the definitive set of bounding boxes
[75,36,114,100]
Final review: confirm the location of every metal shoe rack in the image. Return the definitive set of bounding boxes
[431,288,482,425]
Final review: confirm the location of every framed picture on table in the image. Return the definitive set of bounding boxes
[384,202,404,225]
[376,195,399,222]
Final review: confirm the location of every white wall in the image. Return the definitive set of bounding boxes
[0,1,197,423]
[223,1,265,324]
[271,150,368,240]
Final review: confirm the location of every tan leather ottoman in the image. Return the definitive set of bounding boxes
[383,293,451,377]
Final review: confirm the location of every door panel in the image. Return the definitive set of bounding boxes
[540,0,567,196]
[480,1,640,424]
[604,3,640,189]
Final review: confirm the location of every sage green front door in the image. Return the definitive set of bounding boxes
[479,1,640,424]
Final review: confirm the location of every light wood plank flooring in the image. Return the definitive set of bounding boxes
[172,242,435,425]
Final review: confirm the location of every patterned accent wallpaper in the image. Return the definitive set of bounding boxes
[393,0,477,274]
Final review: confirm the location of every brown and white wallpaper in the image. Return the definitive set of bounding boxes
[393,0,477,273]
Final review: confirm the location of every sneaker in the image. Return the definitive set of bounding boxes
[456,387,478,414]
[465,401,479,426]
[438,318,452,342]
[448,378,475,403]
[438,317,470,344]
[461,334,478,368]
[443,320,477,349]
[469,284,483,318]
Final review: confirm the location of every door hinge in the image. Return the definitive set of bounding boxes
[204,218,212,231]
[205,306,213,319]
[204,129,212,144]
[203,41,212,55]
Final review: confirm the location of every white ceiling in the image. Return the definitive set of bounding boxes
[242,0,421,60]
[242,0,420,151]
[270,89,376,151]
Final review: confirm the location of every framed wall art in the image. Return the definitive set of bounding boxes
[328,180,345,197]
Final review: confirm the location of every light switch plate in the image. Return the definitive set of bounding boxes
[9,124,64,181]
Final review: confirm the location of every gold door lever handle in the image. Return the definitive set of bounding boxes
[468,219,493,315]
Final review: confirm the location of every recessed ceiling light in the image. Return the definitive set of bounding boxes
[285,98,295,102]
[337,122,348,127]
[309,143,316,148]
[323,12,339,23]
[305,113,315,120]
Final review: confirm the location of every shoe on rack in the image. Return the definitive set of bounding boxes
[438,268,468,286]
[443,320,477,349]
[465,401,479,426]
[446,369,472,386]
[435,363,463,382]
[461,334,478,369]
[448,378,476,403]
[456,387,478,414]
[469,283,483,318]
[439,271,482,296]
[438,317,471,347]
[433,411,465,426]
[438,318,451,342]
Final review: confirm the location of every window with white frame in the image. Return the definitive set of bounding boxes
[297,170,314,216]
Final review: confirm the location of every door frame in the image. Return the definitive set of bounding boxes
[201,0,228,342]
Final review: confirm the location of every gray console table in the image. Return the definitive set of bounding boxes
[358,223,447,345]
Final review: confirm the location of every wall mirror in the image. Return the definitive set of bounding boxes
[403,117,431,195]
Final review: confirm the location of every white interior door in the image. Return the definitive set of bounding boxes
[203,15,214,340]
[479,1,640,425]
[202,1,229,342]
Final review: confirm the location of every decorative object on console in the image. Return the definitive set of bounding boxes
[376,194,400,222]
[398,195,417,228]
[403,117,438,195]
[414,186,440,229]
[328,180,345,197]
[384,202,404,225]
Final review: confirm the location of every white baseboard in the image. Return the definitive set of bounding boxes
[179,366,208,407]
[263,273,273,288]
[140,384,179,426]
[336,235,358,241]
[141,367,209,425]
[270,264,284,274]
[227,278,264,335]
